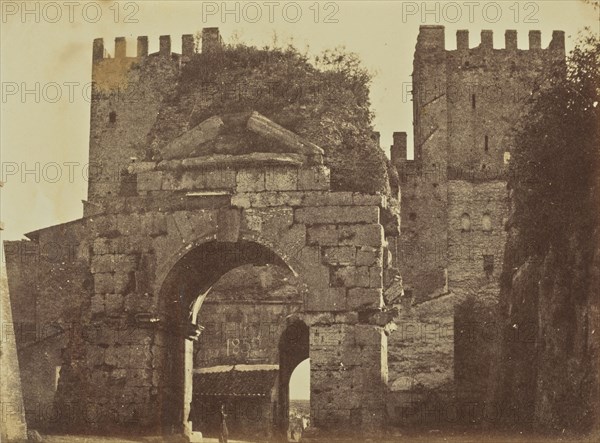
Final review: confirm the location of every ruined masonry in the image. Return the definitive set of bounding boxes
[4,28,395,441]
[2,25,567,441]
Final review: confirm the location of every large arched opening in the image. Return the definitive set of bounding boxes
[157,239,307,440]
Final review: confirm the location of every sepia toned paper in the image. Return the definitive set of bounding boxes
[1,1,598,442]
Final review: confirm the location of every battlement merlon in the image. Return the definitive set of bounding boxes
[92,35,192,62]
[416,26,565,53]
[92,27,225,63]
[391,132,408,169]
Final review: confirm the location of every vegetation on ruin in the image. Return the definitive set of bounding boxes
[147,38,398,197]
[509,29,599,256]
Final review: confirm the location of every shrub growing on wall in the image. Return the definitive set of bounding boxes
[146,40,399,198]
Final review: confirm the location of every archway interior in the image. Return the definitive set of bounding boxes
[158,240,302,437]
[277,321,310,439]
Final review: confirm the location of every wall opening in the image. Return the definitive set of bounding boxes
[159,240,297,439]
[482,213,492,232]
[503,151,511,164]
[471,94,476,109]
[288,358,310,442]
[484,135,489,152]
[109,111,117,123]
[483,255,494,276]
[278,320,310,441]
[460,213,471,232]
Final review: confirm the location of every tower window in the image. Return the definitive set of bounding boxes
[409,212,417,222]
[503,151,511,164]
[460,213,471,232]
[484,135,489,152]
[483,255,494,276]
[471,94,476,109]
[109,111,117,123]
[482,213,492,232]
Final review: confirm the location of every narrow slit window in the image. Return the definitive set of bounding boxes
[482,213,492,232]
[484,135,489,152]
[471,94,476,109]
[460,213,471,232]
[483,255,494,276]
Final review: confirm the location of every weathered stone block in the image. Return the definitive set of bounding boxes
[114,271,135,294]
[137,171,163,192]
[298,166,330,190]
[242,207,293,238]
[94,273,115,294]
[187,169,237,190]
[105,345,128,367]
[87,345,106,367]
[265,167,298,191]
[91,254,117,274]
[338,224,384,247]
[236,169,265,192]
[105,293,124,315]
[307,312,359,326]
[347,288,383,310]
[306,288,346,312]
[90,294,104,315]
[353,193,386,207]
[307,225,338,245]
[277,224,307,263]
[369,266,383,288]
[250,191,303,208]
[162,115,224,160]
[354,325,384,347]
[302,263,330,290]
[331,266,370,288]
[127,344,152,367]
[356,246,383,267]
[216,209,241,242]
[230,193,252,208]
[322,247,356,266]
[302,192,353,207]
[295,206,379,224]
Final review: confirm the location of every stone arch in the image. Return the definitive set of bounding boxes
[157,239,295,436]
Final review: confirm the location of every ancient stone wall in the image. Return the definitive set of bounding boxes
[4,223,92,432]
[6,148,393,439]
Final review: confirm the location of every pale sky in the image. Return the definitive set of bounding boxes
[1,1,598,240]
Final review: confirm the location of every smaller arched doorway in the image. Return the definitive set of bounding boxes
[276,320,309,440]
[288,359,310,442]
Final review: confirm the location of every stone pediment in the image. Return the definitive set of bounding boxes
[160,111,324,164]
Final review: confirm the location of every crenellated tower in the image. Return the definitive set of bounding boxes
[388,26,566,407]
[393,26,565,302]
[87,29,223,206]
